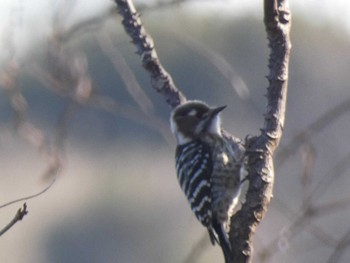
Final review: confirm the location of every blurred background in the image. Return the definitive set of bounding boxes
[1,0,350,263]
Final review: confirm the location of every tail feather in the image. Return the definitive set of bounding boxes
[208,228,217,245]
[211,219,233,263]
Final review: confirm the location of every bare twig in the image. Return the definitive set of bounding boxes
[0,203,28,237]
[276,98,350,169]
[0,179,56,209]
[52,0,117,43]
[97,32,155,113]
[138,0,188,11]
[257,143,350,263]
[257,186,350,262]
[173,31,250,99]
[257,199,342,263]
[0,38,62,214]
[256,116,350,262]
[88,95,173,144]
[301,144,315,209]
[0,60,64,180]
[327,227,350,263]
[309,151,350,200]
[28,64,173,144]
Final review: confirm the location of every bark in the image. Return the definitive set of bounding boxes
[228,1,291,262]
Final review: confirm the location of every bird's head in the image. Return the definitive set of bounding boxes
[170,100,226,145]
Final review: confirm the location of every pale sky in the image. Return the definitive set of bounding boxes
[1,0,349,29]
[0,0,349,64]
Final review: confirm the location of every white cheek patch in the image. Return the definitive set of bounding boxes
[188,109,197,116]
[170,115,192,145]
[221,152,229,165]
[208,115,222,136]
[170,114,177,135]
[176,133,192,145]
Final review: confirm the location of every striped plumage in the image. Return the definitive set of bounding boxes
[175,140,212,226]
[170,100,243,263]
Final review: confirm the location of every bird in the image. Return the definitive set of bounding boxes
[170,100,244,263]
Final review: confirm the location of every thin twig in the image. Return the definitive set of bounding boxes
[170,31,250,99]
[301,143,315,209]
[97,31,155,113]
[310,151,350,200]
[276,98,350,169]
[327,227,350,263]
[0,203,28,236]
[0,179,56,209]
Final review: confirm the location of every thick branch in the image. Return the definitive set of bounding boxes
[114,0,186,108]
[228,1,291,262]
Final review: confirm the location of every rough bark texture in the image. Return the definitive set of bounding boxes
[115,0,186,108]
[228,1,291,262]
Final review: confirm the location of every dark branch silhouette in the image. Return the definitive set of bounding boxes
[115,0,186,108]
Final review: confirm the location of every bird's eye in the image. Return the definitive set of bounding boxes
[196,109,209,119]
[188,110,204,119]
[196,112,204,118]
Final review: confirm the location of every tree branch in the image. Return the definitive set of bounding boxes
[114,0,186,108]
[228,0,291,262]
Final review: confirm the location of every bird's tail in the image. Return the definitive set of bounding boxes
[211,218,233,263]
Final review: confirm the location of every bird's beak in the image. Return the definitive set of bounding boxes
[209,105,226,117]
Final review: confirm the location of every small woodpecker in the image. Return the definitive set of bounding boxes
[170,100,244,263]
